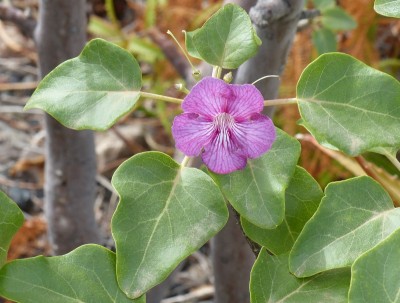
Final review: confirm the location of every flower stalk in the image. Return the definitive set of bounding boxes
[140,91,183,104]
[212,66,222,79]
[263,98,297,107]
[180,156,191,168]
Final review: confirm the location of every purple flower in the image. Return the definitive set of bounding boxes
[172,77,276,174]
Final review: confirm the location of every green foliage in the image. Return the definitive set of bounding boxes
[211,128,300,229]
[349,228,400,303]
[185,4,261,69]
[321,7,357,31]
[25,39,142,131]
[0,245,143,303]
[184,29,201,59]
[242,166,322,255]
[374,0,400,18]
[313,0,336,11]
[289,176,400,277]
[250,250,350,303]
[0,192,24,268]
[111,152,228,298]
[8,3,400,302]
[310,2,356,55]
[297,53,400,156]
[312,28,337,55]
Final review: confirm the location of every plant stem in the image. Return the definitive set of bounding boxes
[251,75,279,85]
[140,91,183,104]
[384,152,400,172]
[264,98,297,107]
[167,30,200,77]
[212,66,222,79]
[180,156,191,168]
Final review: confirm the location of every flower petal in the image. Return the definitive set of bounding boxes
[182,77,232,117]
[227,84,264,119]
[202,133,247,174]
[232,113,276,158]
[172,113,215,156]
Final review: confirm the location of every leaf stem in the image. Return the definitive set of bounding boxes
[167,30,200,78]
[140,91,183,104]
[384,152,400,172]
[264,98,297,107]
[180,156,191,168]
[105,0,119,26]
[212,66,222,79]
[252,75,279,85]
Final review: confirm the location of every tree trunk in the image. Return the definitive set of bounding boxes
[212,1,305,303]
[36,0,100,254]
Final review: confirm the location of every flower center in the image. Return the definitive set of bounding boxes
[213,113,235,131]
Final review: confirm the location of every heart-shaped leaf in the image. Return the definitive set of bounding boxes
[250,249,350,303]
[349,228,400,303]
[0,245,143,303]
[297,53,400,156]
[289,176,400,277]
[184,29,201,60]
[321,7,357,31]
[25,38,142,131]
[212,128,300,229]
[185,4,261,69]
[0,191,24,268]
[242,166,322,255]
[313,0,336,11]
[312,28,337,55]
[374,0,400,18]
[111,152,228,298]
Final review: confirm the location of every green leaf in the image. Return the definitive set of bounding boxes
[211,128,301,229]
[349,228,400,303]
[183,29,201,60]
[88,15,122,39]
[289,176,400,277]
[0,244,143,303]
[0,192,24,268]
[312,28,337,55]
[374,0,400,18]
[321,7,357,31]
[242,166,322,255]
[111,152,228,298]
[127,36,164,63]
[185,4,261,69]
[313,0,336,11]
[25,38,142,131]
[250,249,350,303]
[297,53,400,156]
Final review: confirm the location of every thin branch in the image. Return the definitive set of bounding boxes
[0,81,37,91]
[354,156,381,182]
[299,9,320,20]
[148,27,191,80]
[111,126,142,155]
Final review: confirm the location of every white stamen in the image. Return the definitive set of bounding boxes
[213,113,236,148]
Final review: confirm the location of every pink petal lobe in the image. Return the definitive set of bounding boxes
[202,133,247,174]
[227,84,264,119]
[182,77,233,118]
[172,113,214,157]
[232,113,276,158]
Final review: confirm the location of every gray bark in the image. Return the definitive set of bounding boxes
[36,0,100,254]
[212,207,256,303]
[212,1,305,303]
